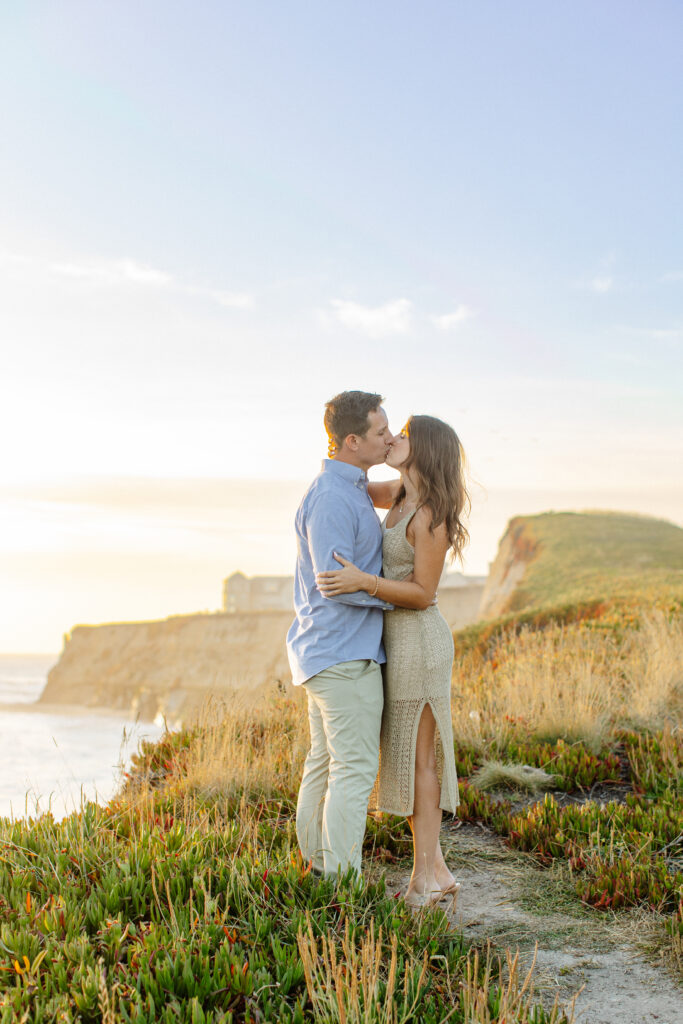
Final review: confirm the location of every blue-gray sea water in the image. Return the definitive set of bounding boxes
[0,654,165,820]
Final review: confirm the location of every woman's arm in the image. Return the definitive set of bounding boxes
[305,491,394,611]
[367,479,401,509]
[317,508,448,610]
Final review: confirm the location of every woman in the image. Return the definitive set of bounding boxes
[317,414,469,907]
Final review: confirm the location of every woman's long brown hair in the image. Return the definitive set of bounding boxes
[394,414,470,562]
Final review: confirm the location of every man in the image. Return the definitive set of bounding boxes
[287,391,394,877]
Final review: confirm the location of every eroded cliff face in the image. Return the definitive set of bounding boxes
[40,612,293,724]
[40,583,489,724]
[478,518,540,620]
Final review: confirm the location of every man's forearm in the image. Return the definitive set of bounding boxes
[323,590,394,611]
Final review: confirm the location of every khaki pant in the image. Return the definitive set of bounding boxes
[296,659,383,876]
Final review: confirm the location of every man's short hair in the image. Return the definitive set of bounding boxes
[324,391,384,449]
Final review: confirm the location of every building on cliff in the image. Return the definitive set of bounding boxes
[222,569,487,620]
[439,570,488,589]
[223,572,294,613]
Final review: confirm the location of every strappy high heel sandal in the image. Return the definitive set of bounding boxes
[403,889,437,910]
[403,882,460,911]
[434,881,460,911]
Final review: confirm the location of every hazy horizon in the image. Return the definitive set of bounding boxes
[2,473,680,653]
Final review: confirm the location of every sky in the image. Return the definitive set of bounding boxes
[1,2,682,652]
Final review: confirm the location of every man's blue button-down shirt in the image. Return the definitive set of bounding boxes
[287,459,393,685]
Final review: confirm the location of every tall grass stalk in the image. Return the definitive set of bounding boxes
[297,915,414,1024]
[452,610,682,753]
[183,690,308,802]
[460,944,574,1024]
[620,612,683,727]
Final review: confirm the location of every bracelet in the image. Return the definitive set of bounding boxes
[370,574,380,597]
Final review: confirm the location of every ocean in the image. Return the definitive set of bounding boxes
[0,654,165,820]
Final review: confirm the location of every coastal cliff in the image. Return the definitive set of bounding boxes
[478,510,683,620]
[40,584,485,722]
[40,512,682,722]
[39,611,293,723]
[478,517,539,619]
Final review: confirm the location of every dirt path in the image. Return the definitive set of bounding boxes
[379,823,682,1024]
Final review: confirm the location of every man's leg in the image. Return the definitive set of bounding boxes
[296,688,330,873]
[305,660,383,877]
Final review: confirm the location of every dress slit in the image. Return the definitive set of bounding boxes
[406,697,459,816]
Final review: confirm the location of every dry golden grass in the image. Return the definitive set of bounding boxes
[461,944,574,1024]
[296,916,573,1024]
[297,915,410,1024]
[170,687,309,805]
[144,607,681,807]
[452,610,683,754]
[620,612,683,727]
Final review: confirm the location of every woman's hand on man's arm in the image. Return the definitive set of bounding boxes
[317,510,447,611]
[317,554,375,595]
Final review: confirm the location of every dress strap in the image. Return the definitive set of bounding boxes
[401,506,422,529]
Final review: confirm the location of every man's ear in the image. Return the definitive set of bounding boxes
[343,433,360,452]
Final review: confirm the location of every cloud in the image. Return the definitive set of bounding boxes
[589,275,613,293]
[48,257,255,309]
[575,252,617,293]
[431,305,475,330]
[191,287,254,309]
[662,271,683,282]
[329,298,412,337]
[117,260,172,286]
[51,259,171,287]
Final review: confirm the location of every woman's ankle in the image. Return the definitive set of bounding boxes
[434,864,456,884]
[407,873,438,895]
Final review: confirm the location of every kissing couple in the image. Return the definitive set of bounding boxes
[286,390,469,907]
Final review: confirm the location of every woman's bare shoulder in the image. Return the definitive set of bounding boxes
[412,506,448,541]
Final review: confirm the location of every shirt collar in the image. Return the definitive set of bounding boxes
[322,458,368,488]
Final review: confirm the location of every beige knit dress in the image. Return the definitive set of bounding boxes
[374,511,459,816]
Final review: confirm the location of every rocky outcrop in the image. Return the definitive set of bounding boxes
[39,612,293,724]
[478,517,540,620]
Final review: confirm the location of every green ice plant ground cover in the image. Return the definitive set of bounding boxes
[3,554,682,1020]
[4,706,672,1021]
[367,725,683,974]
[0,790,570,1023]
[2,721,679,1020]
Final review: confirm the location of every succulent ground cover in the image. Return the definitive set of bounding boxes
[455,731,683,911]
[362,725,682,935]
[0,793,569,1023]
[450,608,682,968]
[1,603,681,1019]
